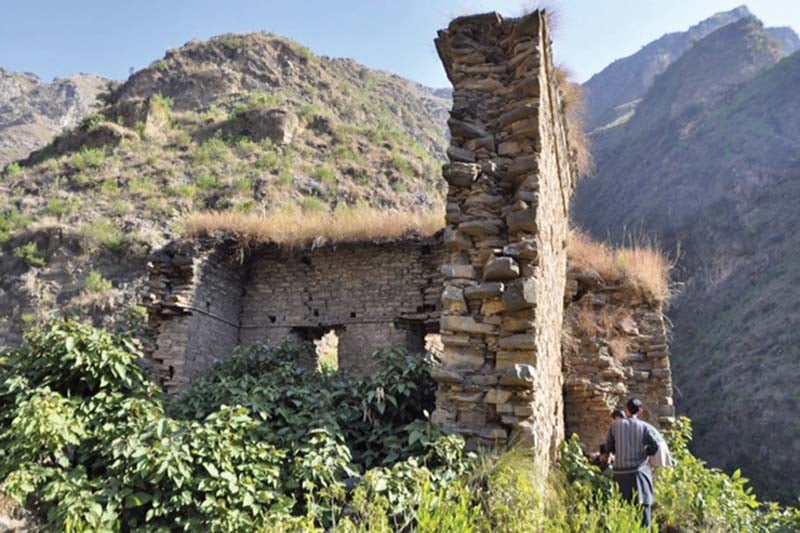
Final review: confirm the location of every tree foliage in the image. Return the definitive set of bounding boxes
[0,320,797,531]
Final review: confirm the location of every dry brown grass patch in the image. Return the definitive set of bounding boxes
[183,206,445,248]
[568,230,672,302]
[555,66,593,177]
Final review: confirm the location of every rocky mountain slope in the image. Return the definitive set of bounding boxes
[0,32,450,349]
[0,69,109,167]
[583,5,800,132]
[574,15,800,503]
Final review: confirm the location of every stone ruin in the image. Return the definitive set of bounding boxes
[143,11,675,472]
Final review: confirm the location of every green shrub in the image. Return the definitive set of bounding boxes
[390,153,415,177]
[311,166,336,185]
[331,145,365,164]
[300,196,328,212]
[0,209,31,243]
[14,242,46,267]
[44,197,75,219]
[195,172,221,191]
[4,162,22,179]
[0,321,797,531]
[191,138,230,164]
[100,178,121,196]
[151,93,174,111]
[79,219,127,250]
[84,271,113,293]
[655,417,781,532]
[71,148,106,170]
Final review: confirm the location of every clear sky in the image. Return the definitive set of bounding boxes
[1,1,798,87]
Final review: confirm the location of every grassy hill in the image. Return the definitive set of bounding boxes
[0,32,450,348]
[574,16,800,503]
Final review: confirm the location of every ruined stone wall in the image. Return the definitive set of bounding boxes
[239,240,442,375]
[431,10,575,469]
[144,241,243,390]
[563,271,675,453]
[144,238,443,391]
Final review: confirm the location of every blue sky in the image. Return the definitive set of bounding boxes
[1,1,798,86]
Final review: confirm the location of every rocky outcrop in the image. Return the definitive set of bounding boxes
[0,69,110,167]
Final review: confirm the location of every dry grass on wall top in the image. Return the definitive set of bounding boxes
[555,66,594,178]
[568,230,672,302]
[183,206,445,248]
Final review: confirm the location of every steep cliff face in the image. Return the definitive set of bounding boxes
[582,5,799,132]
[0,69,109,167]
[573,15,800,503]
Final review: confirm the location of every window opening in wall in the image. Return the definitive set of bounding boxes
[315,329,339,373]
[350,312,357,318]
[269,316,276,323]
[289,326,340,373]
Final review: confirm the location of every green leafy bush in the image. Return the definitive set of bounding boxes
[79,219,127,250]
[71,147,106,170]
[3,162,22,179]
[84,270,113,293]
[14,241,46,267]
[1,321,797,532]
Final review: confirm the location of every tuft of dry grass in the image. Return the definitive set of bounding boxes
[555,66,593,177]
[568,230,672,302]
[183,205,444,248]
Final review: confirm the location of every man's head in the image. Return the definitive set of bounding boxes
[611,409,626,420]
[625,398,643,417]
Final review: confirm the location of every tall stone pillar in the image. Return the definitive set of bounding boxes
[431,11,575,468]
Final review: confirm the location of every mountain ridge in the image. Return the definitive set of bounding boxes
[573,13,800,503]
[582,5,800,132]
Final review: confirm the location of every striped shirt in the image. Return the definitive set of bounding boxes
[605,417,660,473]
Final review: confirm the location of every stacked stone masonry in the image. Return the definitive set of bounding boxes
[430,10,575,471]
[145,238,444,390]
[563,270,676,454]
[143,10,673,468]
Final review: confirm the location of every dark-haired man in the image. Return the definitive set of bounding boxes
[605,398,660,528]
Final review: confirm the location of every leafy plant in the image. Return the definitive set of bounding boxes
[3,162,22,179]
[14,242,46,267]
[71,148,106,170]
[84,271,113,293]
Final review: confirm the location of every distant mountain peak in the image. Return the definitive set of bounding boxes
[581,5,794,132]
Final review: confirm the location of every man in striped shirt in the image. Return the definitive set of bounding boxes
[605,398,660,528]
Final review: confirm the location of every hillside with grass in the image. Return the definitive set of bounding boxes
[0,32,450,348]
[573,14,800,503]
[0,68,110,167]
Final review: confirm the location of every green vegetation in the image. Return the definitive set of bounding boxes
[190,138,231,165]
[3,162,22,179]
[0,322,797,531]
[44,198,75,219]
[79,219,127,250]
[230,90,285,120]
[311,166,336,185]
[0,209,31,243]
[13,241,46,267]
[195,172,221,192]
[151,93,174,112]
[300,196,328,212]
[70,147,106,170]
[84,270,113,293]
